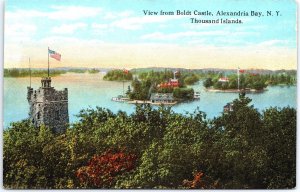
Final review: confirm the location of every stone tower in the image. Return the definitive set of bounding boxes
[27,77,69,133]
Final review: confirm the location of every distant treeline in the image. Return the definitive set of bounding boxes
[4,68,101,77]
[87,68,100,74]
[132,68,297,76]
[4,68,66,77]
[133,68,296,81]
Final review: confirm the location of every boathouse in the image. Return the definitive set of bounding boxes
[223,102,234,113]
[150,93,175,104]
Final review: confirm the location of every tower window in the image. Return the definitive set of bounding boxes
[37,112,40,120]
[55,110,60,120]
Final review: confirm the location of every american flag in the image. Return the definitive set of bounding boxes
[123,69,129,74]
[48,49,61,61]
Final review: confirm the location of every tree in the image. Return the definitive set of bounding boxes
[210,94,266,188]
[129,78,150,100]
[251,81,266,90]
[3,121,55,189]
[213,81,223,89]
[184,74,199,85]
[157,111,206,187]
[173,88,194,100]
[203,78,213,88]
[125,86,131,96]
[76,149,137,188]
[183,171,220,189]
[128,141,162,188]
[260,107,296,188]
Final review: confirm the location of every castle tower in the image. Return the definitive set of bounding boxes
[27,77,69,133]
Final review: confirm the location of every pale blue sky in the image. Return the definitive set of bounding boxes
[4,0,297,69]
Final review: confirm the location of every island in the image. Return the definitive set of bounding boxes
[103,69,133,81]
[108,69,200,105]
[203,70,296,92]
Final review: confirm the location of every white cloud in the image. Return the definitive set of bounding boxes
[5,10,45,21]
[6,6,103,22]
[104,10,133,19]
[5,23,37,42]
[51,23,87,34]
[48,6,102,20]
[5,6,103,41]
[91,23,109,30]
[6,23,37,36]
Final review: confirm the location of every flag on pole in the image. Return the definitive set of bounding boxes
[123,69,129,74]
[48,49,61,61]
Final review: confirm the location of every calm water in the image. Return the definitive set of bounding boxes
[3,73,297,128]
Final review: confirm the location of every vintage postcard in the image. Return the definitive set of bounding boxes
[3,0,297,189]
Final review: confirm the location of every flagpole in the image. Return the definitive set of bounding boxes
[29,57,31,87]
[237,67,240,91]
[123,69,125,96]
[48,47,50,77]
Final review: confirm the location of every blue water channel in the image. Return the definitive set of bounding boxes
[3,73,296,128]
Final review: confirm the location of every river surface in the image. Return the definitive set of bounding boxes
[3,73,296,128]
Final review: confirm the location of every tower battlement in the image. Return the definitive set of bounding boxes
[27,77,69,133]
[41,77,52,88]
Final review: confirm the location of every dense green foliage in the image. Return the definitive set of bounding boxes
[183,74,200,85]
[203,77,213,88]
[103,70,133,81]
[138,70,199,86]
[128,78,152,100]
[3,95,296,189]
[138,70,174,83]
[173,88,194,100]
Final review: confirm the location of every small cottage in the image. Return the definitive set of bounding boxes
[223,102,234,113]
